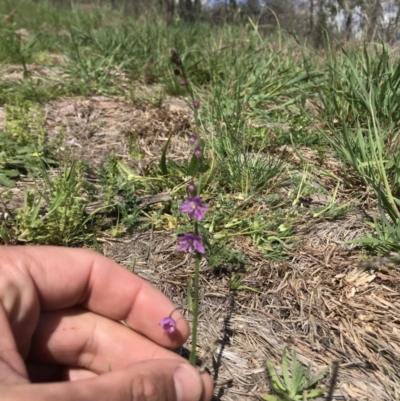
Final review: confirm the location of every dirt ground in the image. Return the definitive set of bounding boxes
[1,92,400,401]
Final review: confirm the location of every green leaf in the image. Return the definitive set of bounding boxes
[260,395,280,401]
[281,349,292,393]
[0,173,15,187]
[117,161,141,180]
[30,194,42,225]
[5,169,19,178]
[306,388,327,398]
[306,366,329,389]
[266,361,287,395]
[159,131,174,176]
[291,351,306,394]
[187,152,200,177]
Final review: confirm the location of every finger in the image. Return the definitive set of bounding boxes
[61,367,98,381]
[1,359,214,401]
[0,304,29,383]
[0,250,39,358]
[26,364,97,382]
[28,308,187,373]
[3,246,188,348]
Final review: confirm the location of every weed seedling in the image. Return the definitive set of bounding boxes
[263,349,328,401]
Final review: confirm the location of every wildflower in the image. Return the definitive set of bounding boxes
[180,196,207,221]
[189,134,197,143]
[178,233,205,254]
[187,182,196,194]
[66,137,76,145]
[180,78,187,86]
[159,316,176,334]
[193,100,200,109]
[262,202,269,211]
[194,147,202,157]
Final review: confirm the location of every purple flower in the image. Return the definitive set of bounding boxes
[262,202,269,211]
[194,147,202,157]
[178,233,205,254]
[187,182,196,194]
[180,78,187,86]
[189,134,197,143]
[159,317,176,334]
[193,100,200,109]
[179,196,207,221]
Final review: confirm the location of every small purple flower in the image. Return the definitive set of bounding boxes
[193,100,200,109]
[180,78,187,86]
[178,233,205,254]
[194,147,202,157]
[159,316,176,334]
[179,196,207,221]
[189,134,197,143]
[66,137,76,145]
[187,182,196,194]
[262,202,269,211]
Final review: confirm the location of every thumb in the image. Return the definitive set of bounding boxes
[1,359,213,401]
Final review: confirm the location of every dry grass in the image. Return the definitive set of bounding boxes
[102,218,400,400]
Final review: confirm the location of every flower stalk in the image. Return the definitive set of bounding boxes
[189,222,201,366]
[170,49,206,367]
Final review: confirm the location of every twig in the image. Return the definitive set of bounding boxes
[325,361,340,401]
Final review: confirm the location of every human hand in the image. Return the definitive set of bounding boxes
[0,246,213,401]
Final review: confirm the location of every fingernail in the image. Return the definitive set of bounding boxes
[174,363,202,401]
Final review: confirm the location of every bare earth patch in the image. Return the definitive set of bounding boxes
[44,95,193,170]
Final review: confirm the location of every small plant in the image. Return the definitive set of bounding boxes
[158,50,208,367]
[0,101,57,187]
[97,156,144,232]
[262,349,328,401]
[206,245,246,270]
[3,160,99,245]
[228,273,260,293]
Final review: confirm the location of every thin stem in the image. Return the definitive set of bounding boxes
[176,53,203,367]
[189,252,201,366]
[197,172,203,196]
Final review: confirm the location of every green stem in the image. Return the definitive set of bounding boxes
[180,59,203,367]
[189,252,201,366]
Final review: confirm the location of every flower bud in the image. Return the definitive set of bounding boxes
[194,147,202,157]
[187,182,196,193]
